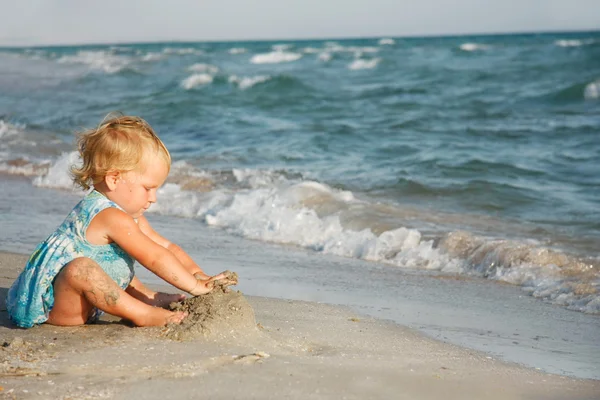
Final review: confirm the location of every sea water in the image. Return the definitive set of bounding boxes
[0,32,599,379]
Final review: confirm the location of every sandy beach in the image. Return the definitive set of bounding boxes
[0,251,598,399]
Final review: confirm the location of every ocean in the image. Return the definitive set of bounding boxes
[0,31,599,379]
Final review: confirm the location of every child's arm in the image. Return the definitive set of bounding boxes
[95,208,212,296]
[137,215,211,280]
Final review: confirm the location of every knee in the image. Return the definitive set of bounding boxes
[58,257,101,284]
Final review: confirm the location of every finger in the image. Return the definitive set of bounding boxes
[194,272,209,280]
[208,273,227,282]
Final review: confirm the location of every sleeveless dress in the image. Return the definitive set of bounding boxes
[6,190,135,328]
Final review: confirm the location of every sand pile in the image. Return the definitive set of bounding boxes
[163,275,257,341]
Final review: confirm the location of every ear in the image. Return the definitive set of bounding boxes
[104,170,121,191]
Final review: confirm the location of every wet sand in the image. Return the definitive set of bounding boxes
[0,251,598,399]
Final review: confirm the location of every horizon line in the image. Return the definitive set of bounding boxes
[0,28,598,49]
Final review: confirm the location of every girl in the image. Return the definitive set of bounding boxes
[6,114,234,328]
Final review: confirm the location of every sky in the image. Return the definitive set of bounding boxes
[1,0,599,46]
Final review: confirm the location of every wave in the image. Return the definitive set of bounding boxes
[13,46,205,76]
[179,71,310,92]
[271,44,293,52]
[584,80,600,100]
[228,47,247,55]
[553,39,597,48]
[549,79,600,102]
[459,43,489,52]
[348,58,380,70]
[140,52,165,62]
[318,52,333,62]
[181,73,214,90]
[350,83,428,99]
[379,38,395,46]
[187,63,219,74]
[0,158,50,177]
[239,74,314,95]
[0,120,22,140]
[162,47,204,56]
[56,50,135,74]
[302,47,321,54]
[440,231,599,313]
[250,51,303,64]
[324,43,379,55]
[26,154,600,314]
[228,75,271,90]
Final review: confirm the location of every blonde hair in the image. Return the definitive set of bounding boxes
[71,113,171,190]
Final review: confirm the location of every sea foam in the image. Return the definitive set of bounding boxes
[0,120,20,140]
[555,39,583,47]
[459,43,489,52]
[188,63,219,74]
[584,80,600,100]
[348,58,380,70]
[181,73,214,90]
[229,75,271,90]
[228,47,247,55]
[250,51,302,64]
[57,51,132,74]
[32,152,79,189]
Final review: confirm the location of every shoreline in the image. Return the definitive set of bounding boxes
[1,251,598,399]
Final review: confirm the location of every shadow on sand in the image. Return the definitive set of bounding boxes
[0,286,15,329]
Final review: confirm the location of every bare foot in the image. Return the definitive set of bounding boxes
[165,311,188,325]
[150,292,186,308]
[135,308,188,327]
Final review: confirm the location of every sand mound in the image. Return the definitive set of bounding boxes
[163,287,257,341]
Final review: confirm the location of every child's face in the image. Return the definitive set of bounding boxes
[112,153,169,218]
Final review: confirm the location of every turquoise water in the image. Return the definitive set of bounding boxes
[1,32,599,314]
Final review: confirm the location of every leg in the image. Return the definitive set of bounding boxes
[126,276,186,308]
[47,258,187,327]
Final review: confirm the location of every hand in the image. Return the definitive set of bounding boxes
[188,279,215,296]
[208,270,238,288]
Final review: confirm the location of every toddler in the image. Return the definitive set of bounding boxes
[6,114,235,328]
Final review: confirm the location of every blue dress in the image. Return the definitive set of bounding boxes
[6,190,135,328]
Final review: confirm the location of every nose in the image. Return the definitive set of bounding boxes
[148,189,157,203]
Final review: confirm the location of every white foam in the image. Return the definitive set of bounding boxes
[23,49,49,59]
[302,47,321,54]
[325,44,379,54]
[57,51,132,74]
[250,51,302,64]
[228,47,247,54]
[181,73,213,90]
[141,52,164,62]
[109,46,132,52]
[162,47,203,56]
[0,159,49,177]
[150,176,456,272]
[33,152,79,189]
[459,43,489,52]
[379,38,395,45]
[348,58,380,70]
[584,80,600,100]
[228,75,271,90]
[272,44,292,52]
[440,231,600,314]
[318,52,332,62]
[555,39,583,47]
[188,63,219,74]
[0,120,21,140]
